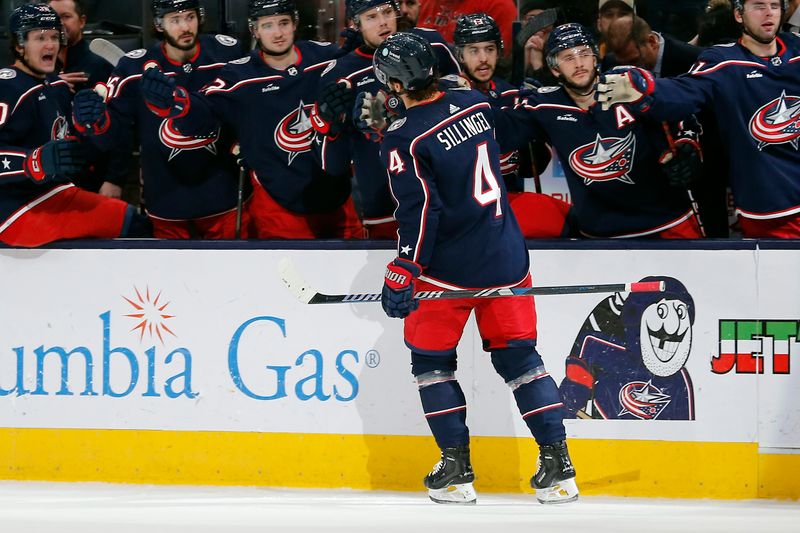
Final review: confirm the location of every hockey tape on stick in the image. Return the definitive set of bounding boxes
[89,38,126,67]
[278,258,664,305]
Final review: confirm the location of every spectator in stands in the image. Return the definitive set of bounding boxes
[397,0,420,30]
[517,1,561,86]
[785,0,800,31]
[48,0,112,93]
[0,4,149,247]
[691,0,740,46]
[417,0,517,56]
[605,15,702,77]
[597,0,635,57]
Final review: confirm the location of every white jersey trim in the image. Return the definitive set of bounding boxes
[735,203,800,220]
[580,209,694,239]
[0,183,74,235]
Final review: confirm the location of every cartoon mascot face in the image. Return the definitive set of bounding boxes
[623,277,695,378]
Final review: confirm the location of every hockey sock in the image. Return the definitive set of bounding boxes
[418,376,469,449]
[513,371,567,446]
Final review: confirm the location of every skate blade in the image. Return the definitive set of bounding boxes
[535,477,579,504]
[428,482,477,505]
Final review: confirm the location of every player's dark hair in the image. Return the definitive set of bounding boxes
[403,78,439,102]
[72,0,86,18]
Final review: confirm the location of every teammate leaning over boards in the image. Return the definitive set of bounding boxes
[495,24,704,239]
[452,13,573,238]
[311,0,460,239]
[375,32,578,505]
[138,0,364,239]
[0,4,148,247]
[72,0,247,239]
[596,0,800,238]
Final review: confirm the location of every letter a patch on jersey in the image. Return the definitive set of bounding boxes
[388,149,406,174]
[615,105,636,129]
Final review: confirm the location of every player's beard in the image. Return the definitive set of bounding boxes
[165,31,198,51]
[396,15,414,31]
[561,69,597,95]
[741,18,779,45]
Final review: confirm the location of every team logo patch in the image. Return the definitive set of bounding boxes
[0,69,16,80]
[537,86,559,93]
[568,132,636,185]
[231,56,251,65]
[287,66,299,77]
[618,380,671,420]
[215,34,238,47]
[51,114,69,140]
[321,60,337,76]
[159,119,219,160]
[274,100,315,164]
[387,117,406,131]
[125,49,147,59]
[748,90,800,150]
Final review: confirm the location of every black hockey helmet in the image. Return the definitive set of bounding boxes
[151,0,205,27]
[346,0,399,22]
[545,23,598,70]
[249,0,299,22]
[373,31,437,91]
[454,13,504,56]
[9,4,65,47]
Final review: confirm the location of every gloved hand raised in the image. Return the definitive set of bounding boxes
[72,88,109,134]
[311,81,355,137]
[595,66,656,111]
[381,258,422,319]
[25,139,86,183]
[141,66,190,118]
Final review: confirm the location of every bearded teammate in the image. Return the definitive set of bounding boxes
[139,0,363,239]
[596,0,800,238]
[453,13,573,238]
[0,4,147,247]
[376,32,578,505]
[312,0,460,238]
[72,0,247,239]
[494,24,703,238]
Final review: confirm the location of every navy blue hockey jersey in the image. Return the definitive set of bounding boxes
[495,86,695,238]
[97,34,244,220]
[175,41,351,214]
[477,76,525,182]
[0,68,75,222]
[646,34,800,219]
[380,90,529,288]
[317,28,460,223]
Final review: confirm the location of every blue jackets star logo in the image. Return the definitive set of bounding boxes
[618,380,671,420]
[749,90,800,150]
[568,132,637,185]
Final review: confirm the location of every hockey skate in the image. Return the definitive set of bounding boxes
[423,445,477,505]
[530,440,579,504]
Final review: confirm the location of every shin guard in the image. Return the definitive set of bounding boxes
[417,371,469,449]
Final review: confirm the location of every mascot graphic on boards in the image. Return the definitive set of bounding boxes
[558,276,695,420]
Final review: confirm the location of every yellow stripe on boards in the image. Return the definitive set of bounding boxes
[0,429,794,500]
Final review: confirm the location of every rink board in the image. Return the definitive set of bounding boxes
[0,241,798,499]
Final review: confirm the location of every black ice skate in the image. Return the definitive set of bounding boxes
[530,440,579,504]
[423,445,477,504]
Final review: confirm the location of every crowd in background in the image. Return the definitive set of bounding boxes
[3,0,800,245]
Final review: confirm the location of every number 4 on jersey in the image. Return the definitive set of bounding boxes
[388,149,406,174]
[473,142,502,217]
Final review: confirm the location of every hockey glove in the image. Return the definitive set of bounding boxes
[25,139,87,183]
[595,66,655,112]
[311,81,355,137]
[381,259,422,319]
[439,74,471,91]
[660,138,703,188]
[72,88,110,135]
[340,27,363,53]
[141,67,190,119]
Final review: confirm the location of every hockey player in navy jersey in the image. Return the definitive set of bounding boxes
[375,32,578,505]
[494,24,704,238]
[72,0,247,239]
[312,0,460,238]
[559,277,696,421]
[138,0,364,239]
[452,13,573,238]
[0,4,147,247]
[596,0,800,238]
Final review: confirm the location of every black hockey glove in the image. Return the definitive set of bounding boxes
[381,259,421,319]
[340,27,363,53]
[659,138,703,188]
[141,67,190,119]
[25,139,87,183]
[311,81,355,137]
[72,88,109,135]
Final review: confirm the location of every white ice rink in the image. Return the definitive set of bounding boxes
[0,482,797,533]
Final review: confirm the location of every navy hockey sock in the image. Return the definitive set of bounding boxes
[513,372,567,446]
[417,376,469,449]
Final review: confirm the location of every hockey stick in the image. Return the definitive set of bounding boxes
[278,258,665,305]
[232,144,245,239]
[661,122,707,238]
[89,38,126,68]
